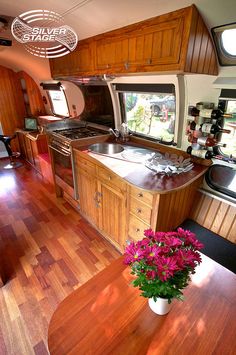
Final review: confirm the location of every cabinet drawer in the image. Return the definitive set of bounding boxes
[98,167,126,191]
[128,214,150,242]
[129,186,153,206]
[76,156,96,176]
[129,197,152,224]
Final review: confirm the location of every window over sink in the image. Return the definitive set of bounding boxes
[114,83,176,144]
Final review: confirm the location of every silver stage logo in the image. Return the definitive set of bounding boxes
[11,10,78,58]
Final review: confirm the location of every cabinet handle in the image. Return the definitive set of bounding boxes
[97,192,103,204]
[138,193,143,197]
[147,58,152,65]
[124,61,129,70]
[108,176,111,181]
[135,228,140,232]
[94,191,98,202]
[136,208,142,214]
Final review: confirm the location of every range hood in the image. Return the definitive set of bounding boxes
[54,74,115,86]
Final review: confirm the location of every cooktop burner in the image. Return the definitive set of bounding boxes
[53,127,107,140]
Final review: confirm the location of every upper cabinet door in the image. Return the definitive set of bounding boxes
[127,17,184,69]
[94,35,129,71]
[50,39,94,78]
[68,40,94,75]
[94,18,183,73]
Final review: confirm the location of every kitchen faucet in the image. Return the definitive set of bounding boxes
[109,128,120,138]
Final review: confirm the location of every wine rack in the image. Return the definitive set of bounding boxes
[186,102,231,159]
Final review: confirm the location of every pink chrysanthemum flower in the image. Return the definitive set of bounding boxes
[124,228,204,302]
[124,242,145,264]
[156,256,179,282]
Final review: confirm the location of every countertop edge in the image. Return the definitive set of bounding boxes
[73,146,208,194]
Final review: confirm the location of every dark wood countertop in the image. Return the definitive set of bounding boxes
[16,129,45,141]
[121,162,208,191]
[73,137,209,193]
[48,254,236,355]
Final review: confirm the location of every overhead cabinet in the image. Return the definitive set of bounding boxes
[50,5,218,78]
[93,13,185,73]
[49,39,94,77]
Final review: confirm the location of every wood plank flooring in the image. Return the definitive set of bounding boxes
[0,160,120,354]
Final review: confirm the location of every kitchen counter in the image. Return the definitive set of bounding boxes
[16,128,45,141]
[48,254,236,355]
[72,137,210,249]
[73,138,209,193]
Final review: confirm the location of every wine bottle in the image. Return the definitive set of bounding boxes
[187,146,214,159]
[188,106,233,119]
[197,136,227,147]
[188,134,197,144]
[189,121,201,131]
[201,123,231,134]
[200,109,232,119]
[188,106,200,117]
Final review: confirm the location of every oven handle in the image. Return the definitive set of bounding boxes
[48,144,71,157]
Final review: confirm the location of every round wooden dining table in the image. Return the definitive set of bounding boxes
[48,254,236,355]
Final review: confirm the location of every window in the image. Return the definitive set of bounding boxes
[115,84,176,143]
[205,164,236,199]
[47,90,69,117]
[40,81,69,117]
[221,29,236,56]
[212,23,236,66]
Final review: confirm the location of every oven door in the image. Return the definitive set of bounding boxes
[49,144,74,189]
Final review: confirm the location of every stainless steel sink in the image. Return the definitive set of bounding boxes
[88,143,124,154]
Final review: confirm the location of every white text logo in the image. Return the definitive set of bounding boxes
[11,10,78,58]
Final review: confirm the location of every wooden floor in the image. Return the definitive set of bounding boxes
[0,160,120,355]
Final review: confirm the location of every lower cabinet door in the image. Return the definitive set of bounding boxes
[78,171,98,227]
[98,180,126,249]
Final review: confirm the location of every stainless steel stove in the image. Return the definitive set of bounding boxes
[46,120,109,196]
[52,126,107,141]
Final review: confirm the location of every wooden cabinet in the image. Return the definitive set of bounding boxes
[79,169,98,226]
[94,15,184,74]
[76,158,98,226]
[50,39,94,78]
[49,5,218,78]
[74,149,203,252]
[127,177,203,246]
[97,170,127,247]
[94,34,129,71]
[74,151,127,250]
[127,186,154,243]
[17,132,49,173]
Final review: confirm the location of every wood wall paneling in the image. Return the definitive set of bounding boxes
[184,6,218,75]
[0,66,26,151]
[156,177,202,231]
[190,191,236,244]
[17,71,46,116]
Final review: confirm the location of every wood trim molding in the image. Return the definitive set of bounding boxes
[190,190,236,244]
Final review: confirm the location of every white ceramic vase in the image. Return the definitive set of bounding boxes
[148,297,172,315]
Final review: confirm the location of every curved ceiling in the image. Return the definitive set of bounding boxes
[0,0,235,82]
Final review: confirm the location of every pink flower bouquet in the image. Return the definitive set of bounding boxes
[124,228,204,302]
